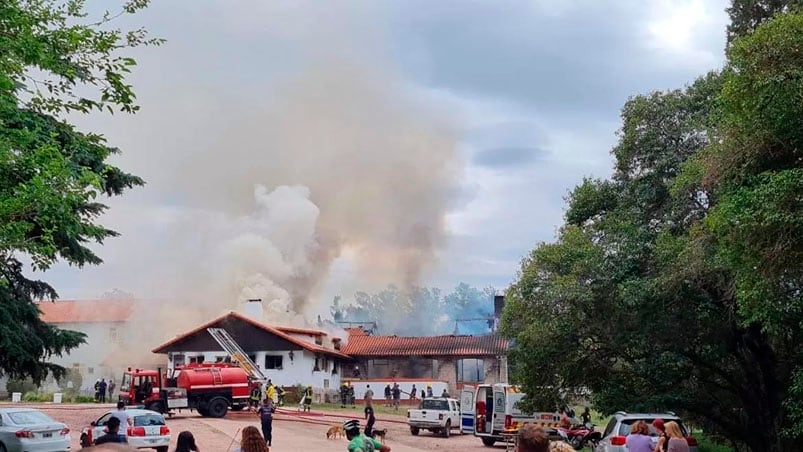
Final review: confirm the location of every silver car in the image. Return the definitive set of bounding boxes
[0,408,71,452]
[595,411,698,452]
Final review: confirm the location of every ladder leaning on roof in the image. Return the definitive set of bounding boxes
[206,327,267,382]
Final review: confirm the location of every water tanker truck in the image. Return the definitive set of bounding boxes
[119,364,251,418]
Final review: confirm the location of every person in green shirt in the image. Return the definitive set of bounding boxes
[342,419,391,452]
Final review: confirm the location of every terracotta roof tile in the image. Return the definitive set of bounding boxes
[36,299,134,324]
[152,311,350,360]
[341,333,508,357]
[275,326,327,336]
[345,327,368,336]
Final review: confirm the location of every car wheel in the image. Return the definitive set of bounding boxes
[207,397,229,418]
[481,437,496,447]
[410,427,420,436]
[443,420,451,438]
[0,442,7,452]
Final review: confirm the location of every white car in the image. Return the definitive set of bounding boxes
[81,409,170,451]
[407,398,462,438]
[0,407,71,452]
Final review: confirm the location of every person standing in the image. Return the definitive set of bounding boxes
[249,383,262,412]
[303,385,313,412]
[111,401,133,427]
[426,385,433,398]
[343,419,391,452]
[384,384,391,407]
[93,416,127,445]
[364,398,376,438]
[348,383,356,408]
[626,421,654,452]
[652,419,669,452]
[580,407,591,425]
[420,389,425,399]
[340,383,349,408]
[364,385,374,405]
[108,380,116,400]
[266,380,277,404]
[175,431,200,452]
[410,384,417,401]
[257,398,275,447]
[441,388,449,398]
[94,379,101,402]
[659,422,690,452]
[391,383,401,410]
[98,378,108,403]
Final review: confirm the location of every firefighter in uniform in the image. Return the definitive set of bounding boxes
[303,385,313,412]
[249,382,262,412]
[347,382,356,408]
[340,382,349,408]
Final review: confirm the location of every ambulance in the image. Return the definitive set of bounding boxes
[460,383,561,447]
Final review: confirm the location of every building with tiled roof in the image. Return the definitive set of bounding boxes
[151,311,350,392]
[340,327,509,394]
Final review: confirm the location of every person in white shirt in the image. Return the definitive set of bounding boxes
[110,402,133,428]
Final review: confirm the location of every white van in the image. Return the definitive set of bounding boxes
[461,383,561,447]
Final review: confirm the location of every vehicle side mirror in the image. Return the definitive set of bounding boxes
[90,421,96,427]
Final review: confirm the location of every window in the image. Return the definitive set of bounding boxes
[421,399,449,410]
[172,354,185,366]
[189,356,205,364]
[324,379,330,389]
[215,356,231,363]
[321,356,330,373]
[367,359,389,378]
[265,355,283,370]
[456,359,485,382]
[109,327,120,343]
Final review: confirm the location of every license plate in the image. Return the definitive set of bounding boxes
[149,438,159,443]
[42,433,52,438]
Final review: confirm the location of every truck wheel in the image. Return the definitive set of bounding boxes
[481,437,496,447]
[155,447,168,452]
[207,397,229,418]
[410,427,420,436]
[443,420,451,438]
[197,408,209,417]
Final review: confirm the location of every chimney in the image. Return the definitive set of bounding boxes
[243,298,264,320]
[493,295,505,332]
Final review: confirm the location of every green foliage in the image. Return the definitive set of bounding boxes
[6,377,38,394]
[726,0,803,43]
[0,0,159,383]
[503,12,803,452]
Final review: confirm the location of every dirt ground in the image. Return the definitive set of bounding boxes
[9,403,510,452]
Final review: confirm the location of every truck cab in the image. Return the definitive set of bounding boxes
[119,368,161,406]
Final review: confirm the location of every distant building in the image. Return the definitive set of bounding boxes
[340,327,509,392]
[151,311,350,393]
[34,299,160,390]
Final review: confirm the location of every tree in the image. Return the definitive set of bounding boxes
[726,0,803,43]
[502,13,803,452]
[0,0,161,383]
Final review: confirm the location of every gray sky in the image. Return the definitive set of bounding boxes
[44,0,729,309]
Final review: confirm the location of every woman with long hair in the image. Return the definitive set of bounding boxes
[658,421,689,452]
[174,431,199,452]
[233,426,269,452]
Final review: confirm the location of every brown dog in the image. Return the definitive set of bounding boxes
[373,428,387,443]
[326,425,345,439]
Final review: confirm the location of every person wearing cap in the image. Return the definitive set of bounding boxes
[652,419,669,452]
[93,416,127,445]
[342,419,391,452]
[257,397,276,447]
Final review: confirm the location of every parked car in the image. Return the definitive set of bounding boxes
[595,412,698,452]
[80,408,170,451]
[0,407,71,452]
[407,398,462,437]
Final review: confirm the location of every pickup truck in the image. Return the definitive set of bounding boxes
[407,398,461,438]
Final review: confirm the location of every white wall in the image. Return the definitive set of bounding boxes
[168,349,342,390]
[47,321,124,389]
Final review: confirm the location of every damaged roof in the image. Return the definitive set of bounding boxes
[341,332,508,357]
[36,299,134,324]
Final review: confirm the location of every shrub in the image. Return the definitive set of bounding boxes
[7,378,38,394]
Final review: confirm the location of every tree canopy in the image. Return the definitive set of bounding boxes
[0,0,160,382]
[502,8,803,452]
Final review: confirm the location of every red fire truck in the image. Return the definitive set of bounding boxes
[119,364,250,418]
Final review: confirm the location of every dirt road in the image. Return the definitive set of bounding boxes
[18,403,505,452]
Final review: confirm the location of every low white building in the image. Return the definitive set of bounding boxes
[151,311,350,393]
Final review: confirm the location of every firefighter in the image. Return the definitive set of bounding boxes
[303,385,313,412]
[249,382,262,412]
[266,379,277,404]
[347,382,356,408]
[276,386,286,407]
[340,382,349,408]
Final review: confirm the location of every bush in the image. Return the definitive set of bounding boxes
[68,395,96,403]
[7,378,38,394]
[22,391,54,402]
[696,432,731,452]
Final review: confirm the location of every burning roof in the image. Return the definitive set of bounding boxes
[341,330,508,357]
[36,299,134,324]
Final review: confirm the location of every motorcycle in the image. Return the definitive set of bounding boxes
[558,423,602,450]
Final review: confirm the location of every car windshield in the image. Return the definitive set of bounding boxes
[619,419,687,437]
[8,410,54,425]
[421,399,449,410]
[134,414,165,426]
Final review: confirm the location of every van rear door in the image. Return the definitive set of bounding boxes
[460,385,475,434]
[492,388,506,433]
